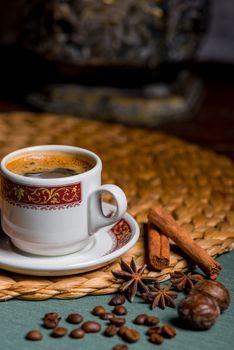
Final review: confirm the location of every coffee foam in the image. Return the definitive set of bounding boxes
[6,151,95,176]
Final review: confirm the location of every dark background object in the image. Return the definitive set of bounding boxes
[197,0,234,63]
[0,0,209,125]
[19,0,208,67]
[0,0,233,158]
[0,0,209,88]
[29,0,208,124]
[1,0,234,63]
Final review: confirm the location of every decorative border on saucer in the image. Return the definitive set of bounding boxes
[107,218,132,254]
[1,177,82,210]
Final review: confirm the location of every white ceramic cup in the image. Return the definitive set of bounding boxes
[0,145,127,256]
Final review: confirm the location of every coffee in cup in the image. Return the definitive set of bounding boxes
[6,151,95,179]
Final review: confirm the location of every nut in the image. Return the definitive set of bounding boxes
[190,280,230,312]
[178,291,220,330]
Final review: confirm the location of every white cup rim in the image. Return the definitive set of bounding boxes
[0,145,102,186]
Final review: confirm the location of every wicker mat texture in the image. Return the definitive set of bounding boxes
[0,112,234,301]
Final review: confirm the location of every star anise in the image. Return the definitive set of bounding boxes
[142,283,178,309]
[111,258,158,302]
[170,271,205,292]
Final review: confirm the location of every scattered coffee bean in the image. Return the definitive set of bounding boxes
[104,324,117,337]
[112,344,128,350]
[51,327,68,338]
[43,312,60,321]
[82,321,101,333]
[24,299,179,346]
[161,324,176,338]
[149,333,164,344]
[66,313,83,324]
[118,326,129,337]
[43,312,60,328]
[123,328,140,343]
[110,317,126,327]
[145,316,160,327]
[100,312,115,320]
[109,294,126,306]
[25,330,43,341]
[113,305,128,316]
[133,314,148,325]
[147,327,162,336]
[43,318,58,329]
[92,305,106,316]
[70,328,85,339]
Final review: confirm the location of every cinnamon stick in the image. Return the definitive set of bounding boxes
[148,223,170,270]
[148,207,222,280]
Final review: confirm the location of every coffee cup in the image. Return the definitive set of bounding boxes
[0,145,127,256]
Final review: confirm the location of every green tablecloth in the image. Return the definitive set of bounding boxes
[1,251,233,350]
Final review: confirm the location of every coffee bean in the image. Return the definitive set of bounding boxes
[113,305,127,316]
[43,312,60,321]
[133,314,148,325]
[104,324,117,337]
[112,344,128,350]
[109,294,126,306]
[118,326,129,337]
[82,321,101,333]
[147,326,162,336]
[123,328,140,343]
[25,330,43,341]
[100,312,115,320]
[161,324,176,338]
[149,333,164,344]
[66,313,83,324]
[43,312,60,328]
[110,317,126,327]
[43,318,58,329]
[70,328,85,339]
[92,305,106,316]
[145,316,160,327]
[51,327,68,338]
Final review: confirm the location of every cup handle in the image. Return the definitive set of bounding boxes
[88,184,127,234]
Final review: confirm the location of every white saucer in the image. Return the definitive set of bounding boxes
[0,203,139,276]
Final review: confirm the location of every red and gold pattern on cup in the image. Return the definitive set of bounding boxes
[107,218,132,253]
[1,177,82,210]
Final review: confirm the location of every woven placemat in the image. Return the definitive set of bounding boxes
[0,112,234,301]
